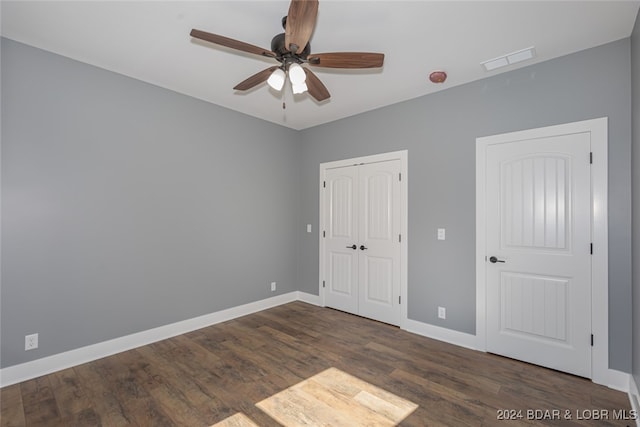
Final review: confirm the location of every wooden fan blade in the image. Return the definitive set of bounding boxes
[307,52,384,68]
[234,66,279,91]
[303,67,330,101]
[285,0,318,54]
[190,29,276,58]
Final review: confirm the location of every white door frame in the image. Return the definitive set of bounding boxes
[319,150,408,328]
[476,118,611,385]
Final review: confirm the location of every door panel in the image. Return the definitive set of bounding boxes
[486,132,591,378]
[358,161,401,325]
[500,272,568,342]
[330,252,356,296]
[363,256,393,303]
[324,168,359,314]
[363,172,393,241]
[502,155,570,251]
[330,175,356,239]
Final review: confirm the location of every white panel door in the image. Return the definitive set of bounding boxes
[485,132,592,378]
[324,167,359,314]
[358,161,401,325]
[323,159,402,325]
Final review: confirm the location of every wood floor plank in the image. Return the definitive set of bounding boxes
[19,377,54,408]
[74,359,138,425]
[1,384,26,427]
[1,302,632,426]
[48,367,93,419]
[60,407,102,426]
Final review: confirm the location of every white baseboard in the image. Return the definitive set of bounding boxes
[605,368,631,392]
[296,291,321,306]
[0,292,302,387]
[402,318,479,351]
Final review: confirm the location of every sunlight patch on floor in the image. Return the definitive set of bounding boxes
[256,367,418,426]
[212,412,259,427]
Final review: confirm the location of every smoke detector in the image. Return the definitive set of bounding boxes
[429,70,447,83]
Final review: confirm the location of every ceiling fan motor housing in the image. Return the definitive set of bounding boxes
[271,33,310,61]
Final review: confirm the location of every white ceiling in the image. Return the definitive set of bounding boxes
[2,1,639,130]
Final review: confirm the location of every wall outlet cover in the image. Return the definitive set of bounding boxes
[25,333,39,351]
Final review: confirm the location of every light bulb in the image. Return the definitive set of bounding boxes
[267,68,285,91]
[288,63,306,85]
[292,81,308,94]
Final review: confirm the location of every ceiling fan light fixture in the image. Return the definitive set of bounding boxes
[292,81,308,94]
[267,68,286,91]
[288,63,306,85]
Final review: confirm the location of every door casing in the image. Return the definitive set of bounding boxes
[319,150,408,328]
[476,118,609,385]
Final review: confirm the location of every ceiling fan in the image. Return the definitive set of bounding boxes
[190,0,384,102]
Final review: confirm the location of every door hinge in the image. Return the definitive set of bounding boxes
[591,334,594,346]
[399,172,402,181]
[323,230,326,238]
[399,234,402,243]
[323,181,326,188]
[399,295,401,304]
[590,243,593,254]
[323,280,326,288]
[590,152,593,164]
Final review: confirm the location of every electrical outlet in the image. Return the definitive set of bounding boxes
[438,307,446,319]
[271,282,277,292]
[25,333,38,351]
[437,228,446,240]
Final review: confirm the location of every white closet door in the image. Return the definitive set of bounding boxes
[358,160,401,325]
[324,166,359,314]
[323,160,402,325]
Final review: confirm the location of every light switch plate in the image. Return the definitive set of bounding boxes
[306,224,312,233]
[437,228,446,240]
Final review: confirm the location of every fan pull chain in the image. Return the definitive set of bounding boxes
[282,80,287,109]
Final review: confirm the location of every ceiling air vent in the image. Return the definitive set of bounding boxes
[481,46,536,72]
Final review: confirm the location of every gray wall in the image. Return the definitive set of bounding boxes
[632,8,640,385]
[1,38,301,367]
[298,39,633,372]
[2,37,635,374]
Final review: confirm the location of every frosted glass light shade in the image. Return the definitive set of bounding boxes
[292,81,308,94]
[267,68,286,91]
[288,63,306,85]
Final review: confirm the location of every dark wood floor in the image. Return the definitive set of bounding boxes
[1,302,633,426]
